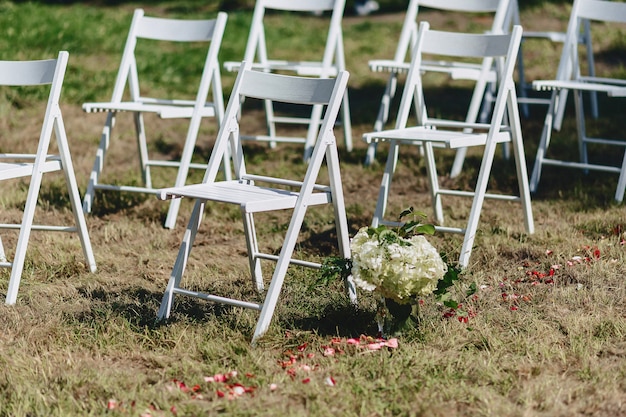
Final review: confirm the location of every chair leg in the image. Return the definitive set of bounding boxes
[573,89,589,170]
[83,112,116,213]
[264,98,278,149]
[507,96,535,235]
[0,236,6,263]
[615,150,626,203]
[133,112,152,189]
[517,45,530,119]
[530,92,559,193]
[304,104,324,162]
[164,110,207,230]
[341,89,353,153]
[251,200,310,345]
[371,141,400,228]
[458,140,499,268]
[157,200,206,320]
[242,211,264,291]
[450,65,491,178]
[55,118,97,273]
[365,73,398,166]
[327,144,357,303]
[423,142,444,225]
[5,172,43,305]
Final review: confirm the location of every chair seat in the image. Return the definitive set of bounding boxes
[0,158,62,180]
[83,101,216,119]
[363,126,510,149]
[224,60,339,77]
[157,181,332,213]
[368,59,496,82]
[533,78,626,95]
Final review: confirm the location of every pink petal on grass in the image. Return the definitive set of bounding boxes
[213,374,228,383]
[106,400,117,410]
[323,347,336,356]
[384,338,399,348]
[270,383,278,391]
[325,376,336,386]
[346,338,360,345]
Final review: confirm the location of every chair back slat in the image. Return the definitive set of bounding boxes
[0,59,58,86]
[239,70,338,105]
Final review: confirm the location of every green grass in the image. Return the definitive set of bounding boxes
[1,1,626,416]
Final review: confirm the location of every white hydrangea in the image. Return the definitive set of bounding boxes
[350,227,447,303]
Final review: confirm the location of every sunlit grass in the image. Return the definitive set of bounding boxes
[0,1,625,416]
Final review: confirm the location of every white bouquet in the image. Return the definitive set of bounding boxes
[350,226,447,304]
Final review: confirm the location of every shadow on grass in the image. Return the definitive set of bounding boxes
[72,276,376,339]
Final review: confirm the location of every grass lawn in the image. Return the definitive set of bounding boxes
[0,1,625,416]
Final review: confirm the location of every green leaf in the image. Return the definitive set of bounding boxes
[398,206,414,220]
[312,256,352,290]
[466,282,477,296]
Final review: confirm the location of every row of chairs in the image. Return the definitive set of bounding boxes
[2,0,625,343]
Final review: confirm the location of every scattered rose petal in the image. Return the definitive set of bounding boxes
[107,400,117,410]
[510,305,518,311]
[302,378,311,384]
[384,338,399,348]
[323,347,335,356]
[270,383,278,391]
[325,376,336,386]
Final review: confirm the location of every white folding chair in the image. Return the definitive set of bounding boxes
[506,0,598,121]
[363,23,534,268]
[223,0,352,161]
[0,52,97,305]
[530,0,626,203]
[82,10,230,229]
[364,0,512,170]
[156,61,356,344]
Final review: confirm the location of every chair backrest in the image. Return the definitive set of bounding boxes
[200,61,349,185]
[0,53,68,169]
[241,0,346,77]
[110,9,227,107]
[557,0,626,82]
[0,51,98,305]
[391,0,511,65]
[396,22,522,131]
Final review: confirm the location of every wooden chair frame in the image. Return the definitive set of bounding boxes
[529,0,626,202]
[0,52,97,305]
[156,61,356,344]
[223,0,352,161]
[363,23,534,268]
[82,10,230,229]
